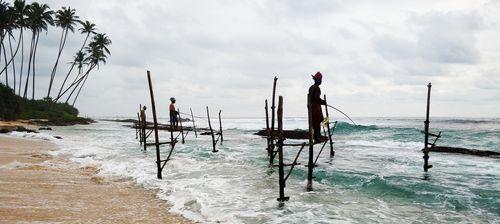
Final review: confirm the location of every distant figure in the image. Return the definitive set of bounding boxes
[140,106,147,127]
[140,106,147,142]
[169,97,179,128]
[308,72,327,143]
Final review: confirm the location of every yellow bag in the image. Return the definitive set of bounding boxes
[323,117,329,127]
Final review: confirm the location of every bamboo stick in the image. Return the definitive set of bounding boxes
[218,110,223,144]
[324,95,334,157]
[146,71,162,179]
[277,96,289,202]
[306,94,314,191]
[207,106,218,152]
[423,83,433,172]
[190,108,197,138]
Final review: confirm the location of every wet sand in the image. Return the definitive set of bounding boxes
[0,135,193,223]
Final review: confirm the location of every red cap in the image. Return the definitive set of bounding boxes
[312,71,322,80]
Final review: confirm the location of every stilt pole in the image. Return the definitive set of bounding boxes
[190,108,197,138]
[269,77,278,164]
[324,95,334,157]
[218,110,223,144]
[146,70,162,179]
[265,99,272,161]
[306,94,314,191]
[178,109,185,144]
[140,104,147,151]
[207,106,218,152]
[136,112,141,140]
[277,96,289,202]
[423,83,433,172]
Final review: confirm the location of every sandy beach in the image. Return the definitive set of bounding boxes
[0,135,193,223]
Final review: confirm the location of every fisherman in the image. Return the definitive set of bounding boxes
[140,106,147,143]
[169,97,179,128]
[308,72,328,143]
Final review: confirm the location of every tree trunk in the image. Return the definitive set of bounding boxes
[8,35,17,93]
[23,32,36,98]
[2,36,9,88]
[18,29,24,95]
[0,33,3,76]
[0,31,22,77]
[56,33,90,99]
[65,64,95,103]
[47,28,68,98]
[32,33,40,100]
[71,72,89,106]
[54,63,94,102]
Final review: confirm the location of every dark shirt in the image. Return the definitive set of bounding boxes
[140,109,146,126]
[308,84,326,105]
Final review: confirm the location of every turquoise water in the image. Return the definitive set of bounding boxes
[38,117,499,223]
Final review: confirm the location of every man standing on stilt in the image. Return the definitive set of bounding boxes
[169,97,179,129]
[308,72,328,143]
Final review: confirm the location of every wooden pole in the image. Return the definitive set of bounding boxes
[423,83,432,172]
[324,95,334,157]
[207,106,218,152]
[178,109,185,144]
[218,110,223,144]
[306,94,314,191]
[140,104,147,151]
[190,108,197,138]
[265,99,272,162]
[270,77,278,164]
[136,112,141,141]
[277,96,289,202]
[146,70,162,179]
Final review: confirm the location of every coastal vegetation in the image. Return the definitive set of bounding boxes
[0,0,111,106]
[0,83,90,124]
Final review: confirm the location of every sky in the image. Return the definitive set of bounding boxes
[2,0,500,118]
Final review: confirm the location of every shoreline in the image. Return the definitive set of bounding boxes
[0,135,194,223]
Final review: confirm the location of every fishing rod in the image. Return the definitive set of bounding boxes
[178,111,206,119]
[326,104,356,125]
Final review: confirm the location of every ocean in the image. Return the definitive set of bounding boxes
[16,117,500,223]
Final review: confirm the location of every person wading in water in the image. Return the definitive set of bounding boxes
[308,72,328,143]
[169,97,179,129]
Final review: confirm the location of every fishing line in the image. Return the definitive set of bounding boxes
[326,104,356,125]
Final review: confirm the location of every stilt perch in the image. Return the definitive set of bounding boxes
[147,71,162,179]
[276,96,289,202]
[306,94,315,191]
[269,77,278,165]
[274,95,307,202]
[206,106,223,152]
[265,99,272,161]
[146,70,178,179]
[421,82,441,172]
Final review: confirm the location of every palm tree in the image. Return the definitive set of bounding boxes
[46,6,78,99]
[56,20,95,99]
[54,33,110,103]
[11,0,28,95]
[59,50,85,100]
[0,0,10,86]
[23,2,53,99]
[69,37,109,105]
[0,2,18,93]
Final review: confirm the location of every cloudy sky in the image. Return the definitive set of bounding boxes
[2,0,500,118]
